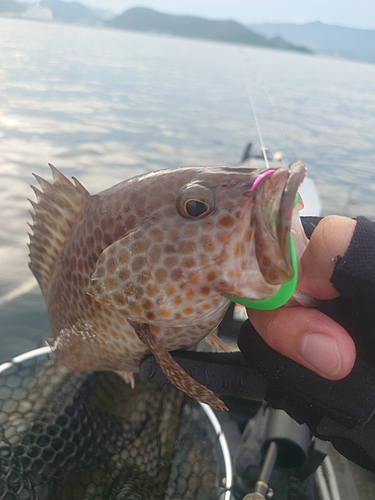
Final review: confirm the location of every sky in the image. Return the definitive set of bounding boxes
[80,0,375,30]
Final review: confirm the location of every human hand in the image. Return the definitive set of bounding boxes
[246,216,357,380]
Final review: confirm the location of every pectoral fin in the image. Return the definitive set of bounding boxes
[134,323,228,411]
[87,229,151,321]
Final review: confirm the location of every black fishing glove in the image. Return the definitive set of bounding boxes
[245,215,375,473]
[140,216,375,473]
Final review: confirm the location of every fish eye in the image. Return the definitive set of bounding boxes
[183,199,210,218]
[177,183,215,219]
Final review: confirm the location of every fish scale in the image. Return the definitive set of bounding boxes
[29,162,307,410]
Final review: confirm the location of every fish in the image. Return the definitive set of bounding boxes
[28,161,307,410]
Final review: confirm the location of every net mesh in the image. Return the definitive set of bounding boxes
[0,350,229,500]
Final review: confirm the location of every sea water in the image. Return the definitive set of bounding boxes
[1,17,375,361]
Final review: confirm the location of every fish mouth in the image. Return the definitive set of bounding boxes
[251,161,306,285]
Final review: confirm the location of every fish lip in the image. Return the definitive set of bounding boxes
[244,161,306,286]
[278,161,306,227]
[276,161,306,266]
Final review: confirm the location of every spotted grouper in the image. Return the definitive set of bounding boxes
[28,161,307,410]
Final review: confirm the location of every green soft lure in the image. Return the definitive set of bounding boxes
[225,193,298,310]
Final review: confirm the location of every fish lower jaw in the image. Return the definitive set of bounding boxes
[225,280,282,302]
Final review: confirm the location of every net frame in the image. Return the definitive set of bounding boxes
[0,347,232,500]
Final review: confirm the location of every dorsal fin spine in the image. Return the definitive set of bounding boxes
[29,164,90,296]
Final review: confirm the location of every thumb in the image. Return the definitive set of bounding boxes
[298,215,357,300]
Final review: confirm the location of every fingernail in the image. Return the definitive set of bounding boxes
[300,333,341,377]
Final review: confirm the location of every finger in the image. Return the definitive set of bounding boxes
[298,215,357,300]
[247,306,356,380]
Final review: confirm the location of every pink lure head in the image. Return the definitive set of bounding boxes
[251,169,275,192]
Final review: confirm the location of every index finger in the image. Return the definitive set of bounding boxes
[297,215,357,299]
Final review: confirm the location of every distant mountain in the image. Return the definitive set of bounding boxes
[0,0,104,24]
[39,0,100,25]
[249,21,375,64]
[0,0,27,14]
[106,7,311,53]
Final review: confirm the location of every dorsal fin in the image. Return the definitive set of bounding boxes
[28,164,90,296]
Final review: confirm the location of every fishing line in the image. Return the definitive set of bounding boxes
[242,66,271,170]
[240,52,299,166]
[252,71,299,163]
[342,175,358,217]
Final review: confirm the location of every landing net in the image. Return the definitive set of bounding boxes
[0,347,231,500]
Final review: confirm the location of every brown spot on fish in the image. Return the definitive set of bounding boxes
[182,257,196,269]
[219,215,235,227]
[165,284,175,296]
[200,234,214,252]
[159,309,171,318]
[150,228,164,242]
[261,240,270,252]
[99,295,112,305]
[171,268,183,281]
[188,272,200,286]
[216,280,229,291]
[164,255,179,268]
[109,329,119,340]
[103,278,117,291]
[184,226,199,238]
[130,240,146,254]
[129,303,142,316]
[234,242,245,257]
[113,292,126,307]
[245,229,252,242]
[206,271,216,282]
[136,271,151,284]
[200,254,210,266]
[268,269,280,282]
[118,268,131,281]
[131,256,145,273]
[164,243,176,254]
[106,257,117,275]
[146,284,158,297]
[154,268,167,283]
[179,241,196,254]
[262,256,272,267]
[216,231,230,243]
